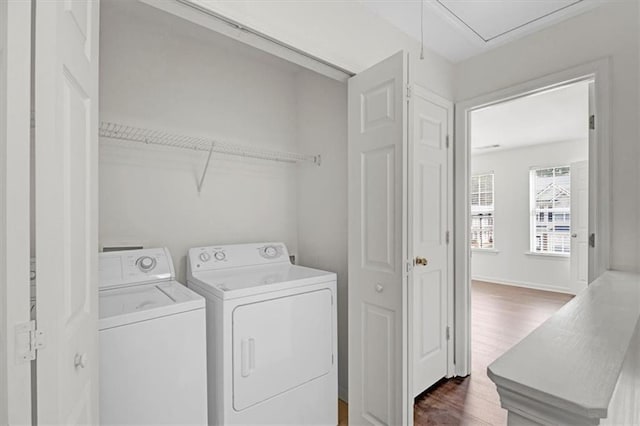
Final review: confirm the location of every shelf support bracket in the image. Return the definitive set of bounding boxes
[197,142,215,194]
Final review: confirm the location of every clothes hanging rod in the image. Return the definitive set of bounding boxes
[172,0,355,78]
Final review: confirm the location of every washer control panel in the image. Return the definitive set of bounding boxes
[99,247,175,289]
[189,242,290,272]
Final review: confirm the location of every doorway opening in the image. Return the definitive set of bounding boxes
[469,80,591,295]
[454,61,612,389]
[466,80,591,422]
[416,78,593,425]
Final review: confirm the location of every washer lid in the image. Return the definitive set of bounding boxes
[189,264,336,300]
[98,281,204,330]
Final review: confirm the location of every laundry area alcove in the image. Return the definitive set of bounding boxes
[98,0,349,415]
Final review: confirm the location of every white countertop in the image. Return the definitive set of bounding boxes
[487,271,640,420]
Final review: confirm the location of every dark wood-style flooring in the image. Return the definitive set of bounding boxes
[414,280,574,425]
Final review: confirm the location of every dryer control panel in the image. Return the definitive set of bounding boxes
[99,247,175,289]
[189,242,290,272]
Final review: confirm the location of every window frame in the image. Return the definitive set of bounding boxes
[529,165,571,256]
[470,172,495,250]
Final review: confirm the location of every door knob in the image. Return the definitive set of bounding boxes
[571,233,578,238]
[74,353,87,369]
[415,257,428,266]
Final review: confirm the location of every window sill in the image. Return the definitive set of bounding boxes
[472,248,500,254]
[525,251,569,259]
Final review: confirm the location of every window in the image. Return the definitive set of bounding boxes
[470,173,494,249]
[530,166,571,254]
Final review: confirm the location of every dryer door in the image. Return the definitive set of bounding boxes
[232,288,333,411]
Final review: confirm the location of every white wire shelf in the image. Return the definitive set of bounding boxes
[99,122,319,164]
[99,121,320,193]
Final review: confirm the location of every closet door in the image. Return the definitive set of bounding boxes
[34,0,100,424]
[348,51,410,426]
[570,160,589,293]
[409,87,453,396]
[0,1,32,424]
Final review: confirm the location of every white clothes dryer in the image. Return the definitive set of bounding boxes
[99,248,208,425]
[187,242,337,425]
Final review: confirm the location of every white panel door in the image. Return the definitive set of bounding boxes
[409,88,452,396]
[348,51,409,426]
[0,1,32,424]
[570,160,589,293]
[34,0,100,424]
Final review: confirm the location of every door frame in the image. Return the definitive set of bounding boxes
[454,58,611,376]
[0,0,33,424]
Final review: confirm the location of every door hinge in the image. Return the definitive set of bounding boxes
[589,115,595,130]
[446,230,450,244]
[15,320,45,363]
[406,84,412,99]
[446,135,450,149]
[405,260,414,273]
[446,326,451,341]
[589,233,596,248]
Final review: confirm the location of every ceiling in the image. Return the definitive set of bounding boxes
[360,0,600,63]
[470,81,590,153]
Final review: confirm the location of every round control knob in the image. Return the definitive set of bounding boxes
[214,251,226,261]
[136,256,156,272]
[199,252,211,262]
[264,246,278,258]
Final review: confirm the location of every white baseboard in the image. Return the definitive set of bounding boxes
[472,275,576,295]
[338,385,348,403]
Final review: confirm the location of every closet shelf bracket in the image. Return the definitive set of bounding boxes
[197,143,215,194]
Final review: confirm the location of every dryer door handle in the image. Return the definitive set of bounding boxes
[241,338,255,377]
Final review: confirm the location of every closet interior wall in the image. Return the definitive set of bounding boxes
[295,70,348,400]
[98,0,349,395]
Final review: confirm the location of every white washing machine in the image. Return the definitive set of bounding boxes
[186,242,337,425]
[99,248,208,425]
